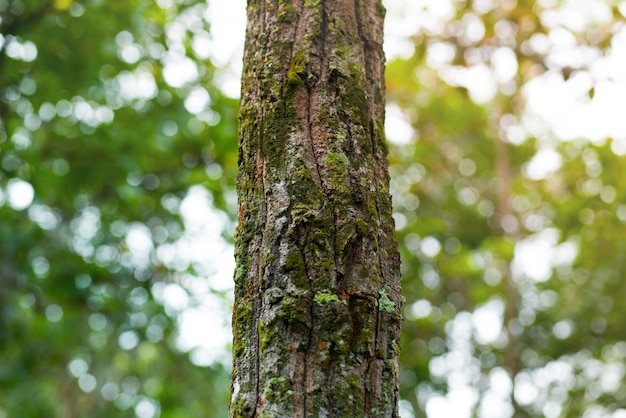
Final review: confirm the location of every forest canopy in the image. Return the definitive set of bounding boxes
[2,0,626,417]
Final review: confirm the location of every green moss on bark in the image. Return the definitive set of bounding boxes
[339,68,370,129]
[277,296,309,332]
[262,104,294,173]
[314,289,340,306]
[277,2,297,23]
[286,51,306,91]
[289,157,324,208]
[378,286,396,313]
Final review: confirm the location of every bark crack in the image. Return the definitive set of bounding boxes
[290,5,316,416]
[252,96,263,418]
[251,1,270,414]
[354,0,366,44]
[294,223,315,418]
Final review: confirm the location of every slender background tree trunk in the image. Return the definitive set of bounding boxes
[231,1,402,416]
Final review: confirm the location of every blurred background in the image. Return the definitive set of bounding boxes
[2,0,626,417]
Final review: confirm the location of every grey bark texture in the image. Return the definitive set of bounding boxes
[231,1,402,416]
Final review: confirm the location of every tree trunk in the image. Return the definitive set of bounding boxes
[230,1,402,416]
[495,136,522,416]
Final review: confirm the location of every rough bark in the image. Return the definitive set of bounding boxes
[230,1,401,417]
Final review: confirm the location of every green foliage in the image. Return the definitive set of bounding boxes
[0,0,236,416]
[388,2,626,417]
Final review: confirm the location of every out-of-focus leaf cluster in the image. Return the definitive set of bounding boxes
[389,0,626,416]
[1,0,237,416]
